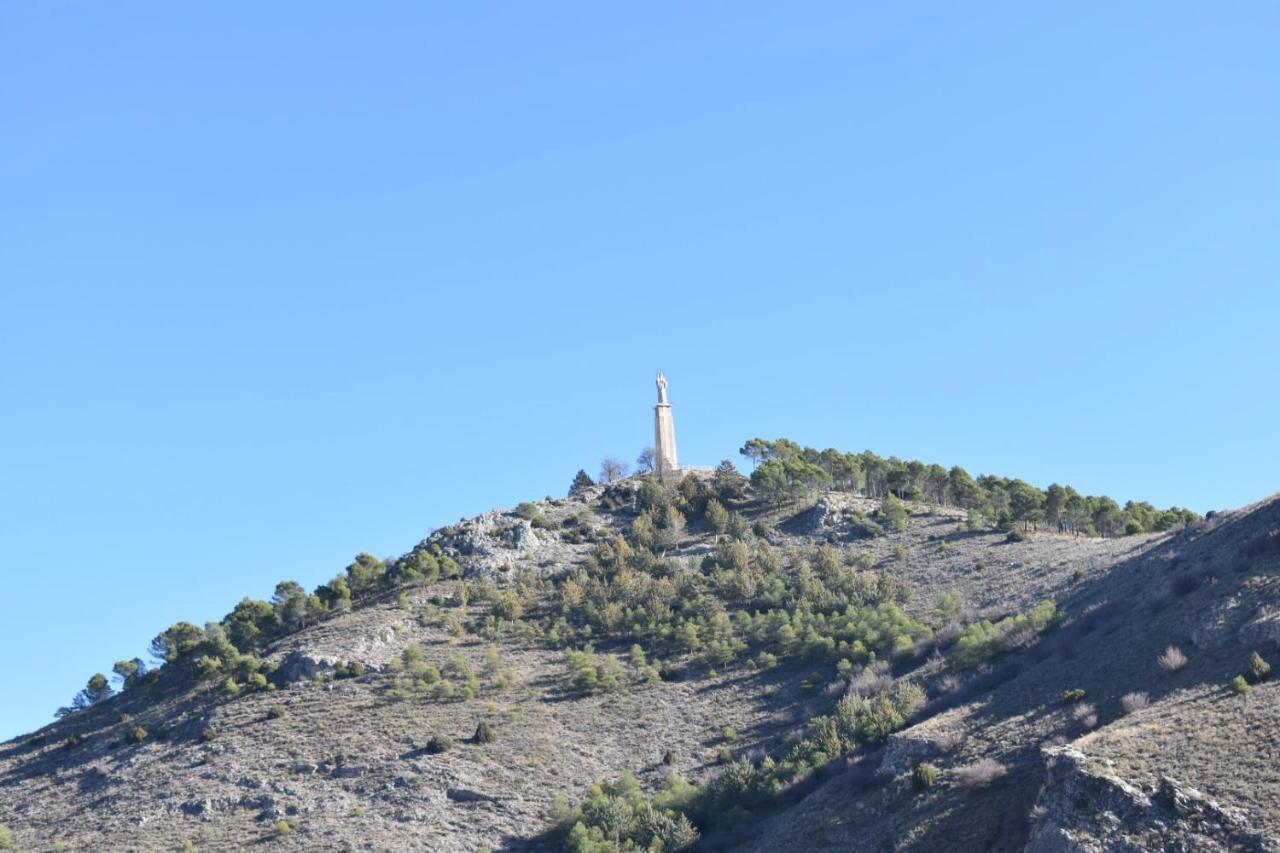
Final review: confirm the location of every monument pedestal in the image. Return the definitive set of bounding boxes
[654,372,678,482]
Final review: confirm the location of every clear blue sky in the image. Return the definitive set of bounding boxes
[1,3,1276,740]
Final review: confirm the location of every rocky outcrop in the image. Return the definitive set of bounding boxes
[799,497,837,535]
[1026,746,1277,852]
[424,494,613,581]
[1238,606,1280,647]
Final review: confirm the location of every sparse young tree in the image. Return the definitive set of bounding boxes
[636,446,656,474]
[874,494,909,533]
[56,673,114,717]
[705,499,730,536]
[629,512,658,551]
[569,469,595,495]
[712,459,748,501]
[599,457,630,483]
[271,580,310,630]
[654,505,686,551]
[111,658,147,691]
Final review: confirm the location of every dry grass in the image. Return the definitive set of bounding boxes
[1158,646,1189,673]
[953,758,1009,788]
[1120,692,1149,715]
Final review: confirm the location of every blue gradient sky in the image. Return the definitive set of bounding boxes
[2,3,1277,739]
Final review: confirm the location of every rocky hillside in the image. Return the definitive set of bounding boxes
[1,462,1277,852]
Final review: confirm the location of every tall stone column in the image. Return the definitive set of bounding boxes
[654,372,678,481]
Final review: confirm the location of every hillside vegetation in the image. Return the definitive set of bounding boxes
[1,441,1276,853]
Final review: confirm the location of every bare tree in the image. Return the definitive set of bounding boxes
[599,457,630,483]
[635,446,656,474]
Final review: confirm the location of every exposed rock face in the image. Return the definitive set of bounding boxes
[877,729,935,778]
[1026,747,1277,852]
[799,496,837,535]
[432,512,539,564]
[423,490,618,582]
[1238,606,1280,647]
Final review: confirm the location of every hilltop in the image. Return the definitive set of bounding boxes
[0,443,1276,852]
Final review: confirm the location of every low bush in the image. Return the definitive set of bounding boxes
[1071,703,1098,728]
[266,705,287,720]
[1158,646,1188,673]
[951,601,1058,669]
[334,661,366,679]
[124,726,148,745]
[1232,675,1251,695]
[1005,529,1027,543]
[1247,651,1272,684]
[873,495,909,533]
[912,762,939,790]
[1120,692,1149,714]
[426,734,453,754]
[954,758,1008,788]
[0,824,13,850]
[564,648,626,694]
[559,773,700,852]
[1060,688,1086,704]
[473,721,497,744]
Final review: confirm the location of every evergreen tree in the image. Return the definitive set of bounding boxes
[712,459,747,501]
[56,673,114,717]
[569,469,595,495]
[111,658,147,691]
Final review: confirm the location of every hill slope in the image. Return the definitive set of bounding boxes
[1,470,1277,852]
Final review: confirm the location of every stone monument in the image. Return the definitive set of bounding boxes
[654,371,678,481]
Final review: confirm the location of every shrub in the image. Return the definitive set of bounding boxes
[125,726,148,745]
[562,772,700,851]
[199,726,218,742]
[473,721,497,744]
[426,734,454,754]
[1071,703,1098,728]
[565,648,626,694]
[1005,529,1027,543]
[272,819,293,837]
[266,705,287,720]
[1120,692,1149,714]
[954,758,1008,788]
[663,750,678,765]
[1158,646,1188,673]
[335,661,366,679]
[0,824,12,850]
[912,762,939,790]
[951,601,1057,669]
[873,495,909,533]
[1247,651,1272,684]
[721,726,739,742]
[1060,688,1086,704]
[1232,675,1251,695]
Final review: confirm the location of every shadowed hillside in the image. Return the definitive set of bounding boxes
[1,446,1275,852]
